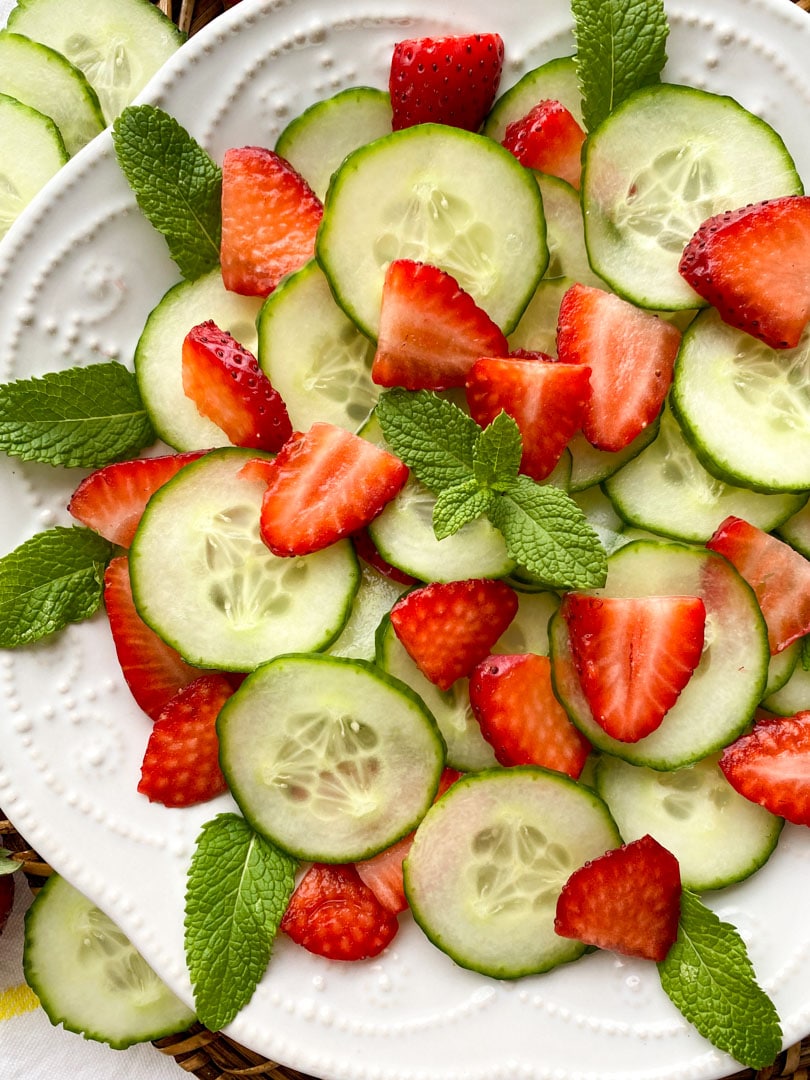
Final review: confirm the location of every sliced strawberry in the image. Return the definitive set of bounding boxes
[372,260,509,391]
[351,527,417,586]
[556,283,681,452]
[554,834,682,962]
[220,145,323,297]
[280,862,399,961]
[465,353,591,481]
[469,652,591,778]
[719,710,810,825]
[68,451,206,548]
[0,872,15,936]
[255,423,409,556]
[104,555,204,719]
[502,99,586,189]
[707,515,810,654]
[679,195,810,349]
[560,593,706,742]
[389,34,504,132]
[390,578,519,691]
[181,320,292,451]
[137,674,232,808]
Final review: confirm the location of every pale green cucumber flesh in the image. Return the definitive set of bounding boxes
[534,174,604,287]
[507,275,572,357]
[763,640,800,700]
[328,562,407,662]
[483,55,583,142]
[763,658,810,716]
[778,501,810,557]
[567,424,659,492]
[0,93,68,239]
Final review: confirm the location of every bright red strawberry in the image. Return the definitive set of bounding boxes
[281,862,399,961]
[465,353,591,481]
[679,195,810,349]
[390,578,519,691]
[220,145,323,297]
[556,283,681,452]
[502,99,586,188]
[104,556,204,719]
[372,260,508,391]
[68,451,205,548]
[707,515,810,654]
[253,423,409,557]
[351,527,417,586]
[560,593,706,742]
[719,710,810,825]
[469,652,591,778]
[554,835,682,962]
[0,872,15,936]
[389,34,504,132]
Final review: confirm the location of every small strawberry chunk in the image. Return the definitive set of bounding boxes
[679,195,810,349]
[390,578,519,691]
[502,99,586,189]
[0,873,15,937]
[720,711,810,825]
[554,835,682,962]
[372,260,508,391]
[389,34,504,132]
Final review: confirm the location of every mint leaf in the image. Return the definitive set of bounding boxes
[0,527,113,647]
[185,813,298,1031]
[112,105,222,280]
[572,0,669,131]
[659,890,782,1069]
[433,479,494,540]
[473,411,522,491]
[1,849,21,876]
[0,362,155,467]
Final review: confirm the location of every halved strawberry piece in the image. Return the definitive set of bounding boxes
[68,451,206,548]
[280,862,399,961]
[254,422,409,556]
[556,283,681,452]
[706,515,810,654]
[502,99,586,189]
[138,674,232,808]
[0,873,15,937]
[220,145,323,297]
[465,353,591,481]
[679,195,810,349]
[560,593,706,742]
[181,320,292,451]
[469,652,591,778]
[389,34,504,132]
[372,260,509,391]
[554,834,682,962]
[390,578,519,691]
[104,555,204,719]
[719,710,810,825]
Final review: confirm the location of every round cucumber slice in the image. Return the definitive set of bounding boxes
[327,562,407,663]
[534,174,603,287]
[482,55,583,142]
[763,640,799,700]
[217,653,446,862]
[778,500,810,558]
[507,275,571,356]
[0,93,68,240]
[567,424,659,492]
[763,658,810,717]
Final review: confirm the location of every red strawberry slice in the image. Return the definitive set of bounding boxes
[181,320,292,451]
[469,652,591,778]
[465,353,591,481]
[372,260,509,391]
[68,450,206,548]
[104,556,204,719]
[560,593,706,742]
[390,578,519,691]
[556,283,681,452]
[706,515,810,654]
[138,674,232,808]
[254,422,409,557]
[679,195,810,349]
[0,873,15,937]
[220,145,323,297]
[554,834,682,962]
[719,710,810,825]
[502,99,586,189]
[389,34,504,132]
[280,862,399,961]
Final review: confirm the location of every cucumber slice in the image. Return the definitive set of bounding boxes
[570,485,627,555]
[327,562,407,662]
[763,657,810,717]
[317,123,547,338]
[403,767,621,978]
[217,654,445,862]
[582,84,803,310]
[482,55,583,142]
[763,640,799,700]
[507,275,570,356]
[130,448,360,670]
[24,875,195,1049]
[0,93,68,240]
[778,501,810,558]
[534,174,603,287]
[568,424,659,492]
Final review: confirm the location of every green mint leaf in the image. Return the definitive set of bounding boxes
[112,104,222,280]
[658,890,782,1069]
[473,411,522,491]
[433,479,494,540]
[0,527,113,647]
[489,475,607,589]
[1,849,22,876]
[185,813,298,1031]
[0,362,155,468]
[572,0,669,131]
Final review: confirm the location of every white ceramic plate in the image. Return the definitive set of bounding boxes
[1,1,810,1077]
